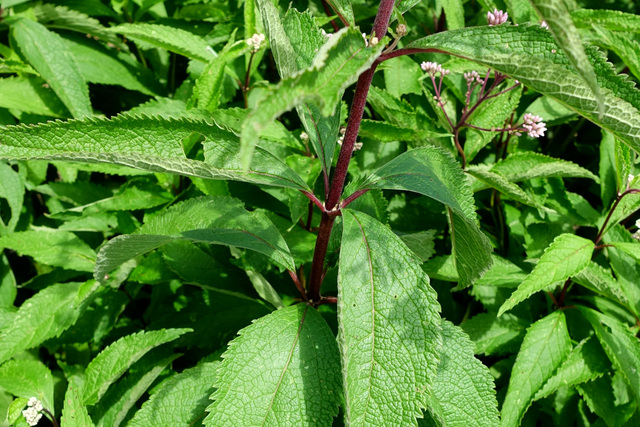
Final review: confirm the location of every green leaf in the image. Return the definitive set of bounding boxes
[528,0,603,117]
[461,312,529,356]
[604,225,640,317]
[0,253,17,308]
[0,162,24,235]
[93,349,180,427]
[0,77,69,118]
[81,328,192,405]
[61,379,95,427]
[577,375,618,427]
[0,359,54,412]
[383,55,423,97]
[108,23,214,62]
[192,38,249,111]
[427,320,499,426]
[498,233,594,315]
[357,146,493,288]
[240,26,385,168]
[0,114,310,190]
[94,196,295,280]
[9,17,92,118]
[339,210,441,425]
[324,0,354,25]
[578,306,640,406]
[466,164,544,208]
[610,241,640,265]
[205,304,341,426]
[591,28,640,82]
[0,283,86,364]
[572,261,629,308]
[0,230,95,272]
[406,25,640,154]
[489,152,600,184]
[571,8,640,33]
[128,361,219,426]
[501,311,572,427]
[534,336,610,401]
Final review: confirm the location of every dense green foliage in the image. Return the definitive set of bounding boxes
[0,0,639,426]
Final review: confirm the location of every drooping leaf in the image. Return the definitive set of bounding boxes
[108,23,215,63]
[528,0,603,116]
[0,77,69,117]
[0,283,88,364]
[501,311,572,426]
[339,209,441,426]
[489,152,600,184]
[8,17,92,118]
[94,196,295,280]
[406,25,640,153]
[609,241,640,265]
[240,26,385,168]
[498,233,594,315]
[604,225,640,317]
[461,312,529,356]
[577,375,618,427]
[0,114,310,190]
[0,162,24,235]
[571,8,640,33]
[572,261,629,308]
[0,253,16,308]
[82,328,192,405]
[466,164,543,208]
[0,359,54,412]
[204,304,341,426]
[0,229,95,272]
[356,146,493,288]
[534,336,610,401]
[61,378,95,427]
[128,361,219,427]
[426,320,499,426]
[578,306,640,406]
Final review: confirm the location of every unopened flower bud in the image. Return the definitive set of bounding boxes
[396,24,407,37]
[246,33,266,53]
[300,132,309,141]
[370,36,379,46]
[521,113,547,138]
[487,9,508,26]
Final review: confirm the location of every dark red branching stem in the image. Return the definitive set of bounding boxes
[306,0,398,303]
[321,0,341,31]
[288,270,307,300]
[341,189,370,209]
[595,188,640,245]
[43,408,59,427]
[302,190,325,211]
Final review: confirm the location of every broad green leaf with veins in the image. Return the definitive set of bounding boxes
[499,233,594,315]
[578,306,640,406]
[94,196,296,279]
[204,304,342,426]
[427,320,499,426]
[108,23,215,63]
[528,0,603,116]
[339,209,441,426]
[0,77,69,117]
[357,146,493,288]
[406,25,640,153]
[240,26,385,168]
[466,164,545,209]
[0,114,310,190]
[129,361,219,427]
[82,328,192,405]
[489,152,600,184]
[501,311,572,427]
[8,17,92,118]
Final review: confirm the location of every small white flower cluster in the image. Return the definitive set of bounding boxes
[321,29,333,39]
[632,219,640,240]
[300,132,309,141]
[246,33,266,53]
[22,398,43,426]
[396,24,407,37]
[421,61,449,77]
[522,113,547,138]
[464,70,484,85]
[487,9,508,26]
[540,21,549,29]
[361,33,379,47]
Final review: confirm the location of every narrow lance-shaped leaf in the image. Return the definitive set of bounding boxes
[240,26,385,168]
[108,23,215,63]
[82,328,192,405]
[427,320,499,426]
[501,311,572,427]
[61,378,95,427]
[0,76,69,118]
[0,114,310,191]
[498,233,594,316]
[466,164,544,208]
[0,283,85,364]
[0,162,24,235]
[571,8,640,33]
[528,0,603,116]
[578,306,640,406]
[95,196,296,279]
[204,304,342,426]
[406,25,640,154]
[128,361,219,427]
[489,151,599,184]
[8,17,92,118]
[356,146,493,288]
[339,209,442,426]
